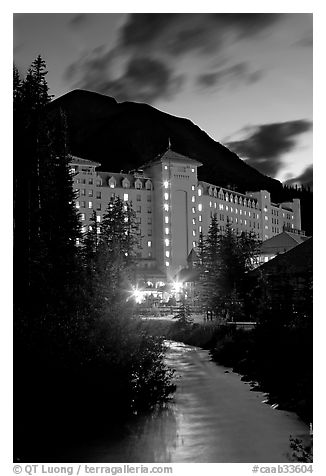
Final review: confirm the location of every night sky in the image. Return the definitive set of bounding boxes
[13,13,313,186]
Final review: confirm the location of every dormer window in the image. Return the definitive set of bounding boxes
[135,179,142,189]
[108,177,116,188]
[234,196,238,204]
[122,178,130,188]
[145,180,152,190]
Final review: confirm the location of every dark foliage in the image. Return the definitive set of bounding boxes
[13,59,175,462]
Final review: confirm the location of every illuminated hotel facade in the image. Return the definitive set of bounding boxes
[70,149,303,283]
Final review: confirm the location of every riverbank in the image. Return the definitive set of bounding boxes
[141,317,313,427]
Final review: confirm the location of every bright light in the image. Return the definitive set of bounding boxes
[164,193,169,200]
[165,216,169,224]
[165,261,170,267]
[198,204,202,211]
[163,181,169,189]
[124,193,128,201]
[165,227,169,234]
[130,286,144,304]
[165,238,170,246]
[165,251,170,257]
[172,280,183,293]
[198,189,202,196]
[164,204,169,211]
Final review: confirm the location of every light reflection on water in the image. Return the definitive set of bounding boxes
[80,340,309,463]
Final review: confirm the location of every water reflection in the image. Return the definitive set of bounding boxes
[76,340,309,463]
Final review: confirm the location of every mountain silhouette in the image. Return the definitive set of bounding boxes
[48,89,284,196]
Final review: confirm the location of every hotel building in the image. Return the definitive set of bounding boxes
[70,148,304,285]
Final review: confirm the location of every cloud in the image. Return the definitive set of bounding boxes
[119,13,281,57]
[66,54,184,103]
[225,120,312,177]
[295,35,313,48]
[284,165,313,188]
[196,62,263,89]
[69,14,90,28]
[64,13,282,102]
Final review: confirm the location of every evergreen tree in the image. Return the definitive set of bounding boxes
[199,214,222,316]
[86,196,140,304]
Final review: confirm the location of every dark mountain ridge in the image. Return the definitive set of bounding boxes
[48,89,283,196]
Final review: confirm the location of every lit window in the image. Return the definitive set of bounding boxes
[265,225,268,230]
[214,203,217,209]
[96,215,101,222]
[199,226,202,233]
[147,240,152,248]
[124,217,128,222]
[265,216,268,221]
[76,201,80,209]
[110,183,115,188]
[244,220,247,225]
[164,204,169,211]
[240,210,242,215]
[192,218,196,225]
[192,196,195,202]
[198,189,202,196]
[163,181,169,189]
[209,201,212,207]
[165,261,170,267]
[88,201,93,209]
[124,193,128,201]
[191,185,195,191]
[192,230,196,236]
[165,238,170,246]
[164,165,168,170]
[165,227,169,235]
[192,241,196,248]
[88,190,93,197]
[192,207,196,213]
[124,205,128,211]
[80,213,85,221]
[198,204,202,211]
[165,251,170,258]
[165,216,169,224]
[199,215,202,222]
[164,193,169,200]
[191,168,195,173]
[226,205,229,211]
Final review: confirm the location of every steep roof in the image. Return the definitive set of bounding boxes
[261,231,309,255]
[69,155,101,168]
[141,148,203,169]
[254,237,312,276]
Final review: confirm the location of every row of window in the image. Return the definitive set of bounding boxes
[206,187,258,208]
[76,189,101,198]
[75,177,102,186]
[108,177,153,190]
[76,201,101,210]
[216,203,259,218]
